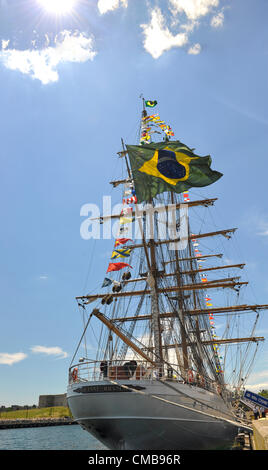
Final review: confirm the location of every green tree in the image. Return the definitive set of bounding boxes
[259,389,268,399]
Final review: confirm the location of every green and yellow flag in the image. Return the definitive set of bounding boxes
[145,100,157,108]
[126,140,222,203]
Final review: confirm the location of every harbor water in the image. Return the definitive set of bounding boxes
[0,424,107,450]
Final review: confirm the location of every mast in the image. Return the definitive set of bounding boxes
[140,96,164,369]
[170,192,189,373]
[121,126,164,369]
[188,216,204,375]
[147,198,164,369]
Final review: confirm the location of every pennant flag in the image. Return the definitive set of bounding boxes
[107,263,132,273]
[120,207,133,215]
[145,100,157,108]
[119,216,133,225]
[126,141,222,203]
[102,277,113,288]
[115,238,132,247]
[123,195,138,204]
[111,248,132,259]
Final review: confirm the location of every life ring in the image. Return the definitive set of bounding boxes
[72,368,78,382]
[187,369,194,383]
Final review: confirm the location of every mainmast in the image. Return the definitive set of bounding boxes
[125,100,164,371]
[148,232,164,369]
[170,192,189,374]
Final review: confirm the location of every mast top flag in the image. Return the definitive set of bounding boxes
[127,98,223,203]
[145,100,157,108]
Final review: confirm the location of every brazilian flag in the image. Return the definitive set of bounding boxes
[126,140,222,203]
[145,100,157,108]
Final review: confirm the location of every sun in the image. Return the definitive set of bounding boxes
[38,0,75,15]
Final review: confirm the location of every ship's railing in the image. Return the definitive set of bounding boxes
[68,359,223,395]
[69,359,163,384]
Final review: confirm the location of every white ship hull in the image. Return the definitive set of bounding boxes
[67,379,244,450]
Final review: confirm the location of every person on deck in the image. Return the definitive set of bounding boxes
[253,405,259,420]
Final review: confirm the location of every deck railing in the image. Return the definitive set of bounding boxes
[68,359,222,395]
[69,359,163,384]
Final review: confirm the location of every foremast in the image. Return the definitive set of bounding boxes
[126,100,164,371]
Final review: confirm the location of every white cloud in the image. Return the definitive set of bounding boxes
[258,229,268,236]
[180,20,199,33]
[1,39,9,50]
[31,345,68,359]
[142,1,224,59]
[256,219,268,236]
[169,0,219,21]
[249,370,268,381]
[141,7,188,59]
[246,382,268,392]
[39,275,48,280]
[211,10,224,28]
[0,352,27,366]
[188,43,201,54]
[245,369,268,392]
[247,378,268,392]
[0,30,97,84]
[98,0,127,15]
[250,214,268,236]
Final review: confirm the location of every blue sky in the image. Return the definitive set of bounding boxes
[0,0,268,406]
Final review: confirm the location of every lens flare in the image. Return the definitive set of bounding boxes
[38,0,75,15]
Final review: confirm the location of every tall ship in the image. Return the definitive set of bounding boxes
[67,99,266,450]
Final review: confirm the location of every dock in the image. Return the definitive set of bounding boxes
[232,416,268,451]
[251,418,268,450]
[0,417,77,429]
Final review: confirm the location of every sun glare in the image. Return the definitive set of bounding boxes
[38,0,75,15]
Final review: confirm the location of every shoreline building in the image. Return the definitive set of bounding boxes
[38,394,67,408]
